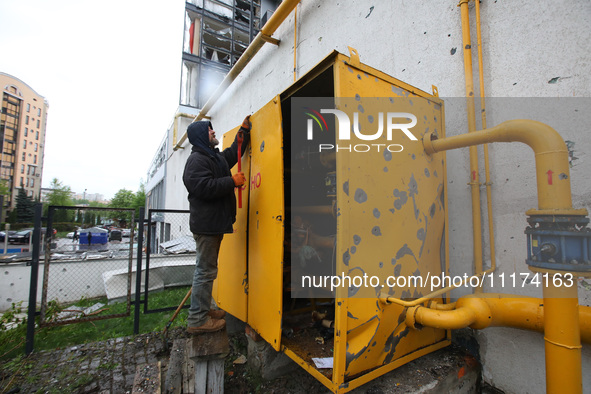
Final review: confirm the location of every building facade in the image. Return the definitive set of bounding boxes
[181,0,265,109]
[0,73,47,214]
[146,0,271,213]
[146,1,591,392]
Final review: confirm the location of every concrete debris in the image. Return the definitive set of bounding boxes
[55,302,106,321]
[159,236,196,254]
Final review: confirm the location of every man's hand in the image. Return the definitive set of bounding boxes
[241,115,251,131]
[232,172,246,187]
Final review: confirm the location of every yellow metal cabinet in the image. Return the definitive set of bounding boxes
[246,97,285,351]
[215,125,250,323]
[215,50,450,393]
[332,56,449,385]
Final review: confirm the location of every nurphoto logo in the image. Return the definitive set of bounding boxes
[304,107,419,153]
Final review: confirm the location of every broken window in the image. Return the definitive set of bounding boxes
[181,0,263,108]
[202,17,232,65]
[186,0,204,7]
[204,0,232,19]
[184,12,201,55]
[180,60,200,108]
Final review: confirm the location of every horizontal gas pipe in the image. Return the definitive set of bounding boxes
[404,294,591,344]
[174,0,301,150]
[424,119,585,214]
[424,119,588,393]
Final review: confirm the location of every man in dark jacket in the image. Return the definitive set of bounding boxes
[182,116,250,334]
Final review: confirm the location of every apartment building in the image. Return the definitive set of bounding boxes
[0,73,47,214]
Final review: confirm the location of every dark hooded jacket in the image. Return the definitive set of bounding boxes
[183,120,250,234]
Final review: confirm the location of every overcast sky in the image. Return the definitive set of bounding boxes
[0,0,186,200]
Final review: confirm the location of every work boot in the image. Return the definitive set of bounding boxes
[208,309,226,319]
[187,318,226,335]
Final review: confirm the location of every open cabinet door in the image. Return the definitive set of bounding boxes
[214,126,250,322]
[247,95,285,351]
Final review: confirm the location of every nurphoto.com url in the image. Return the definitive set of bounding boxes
[301,271,575,293]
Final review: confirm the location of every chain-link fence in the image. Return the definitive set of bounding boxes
[24,206,196,353]
[143,209,194,314]
[38,206,136,327]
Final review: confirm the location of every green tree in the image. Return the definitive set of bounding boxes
[15,188,35,223]
[131,183,146,219]
[0,180,11,223]
[46,178,73,206]
[90,201,108,226]
[110,189,135,208]
[0,180,9,197]
[45,178,74,223]
[110,189,135,224]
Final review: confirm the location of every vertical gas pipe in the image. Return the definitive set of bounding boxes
[424,120,587,394]
[543,282,583,393]
[459,0,485,287]
[474,0,497,276]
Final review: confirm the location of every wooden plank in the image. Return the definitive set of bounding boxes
[194,359,225,394]
[187,328,230,361]
[183,347,196,394]
[164,339,186,394]
[194,361,208,394]
[206,359,224,393]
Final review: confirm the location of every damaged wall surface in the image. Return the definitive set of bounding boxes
[152,1,591,393]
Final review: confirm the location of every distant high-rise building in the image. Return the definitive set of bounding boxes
[180,0,266,109]
[0,73,48,214]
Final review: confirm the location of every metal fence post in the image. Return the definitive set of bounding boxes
[134,207,145,335]
[25,203,43,355]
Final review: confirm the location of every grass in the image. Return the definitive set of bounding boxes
[0,286,192,361]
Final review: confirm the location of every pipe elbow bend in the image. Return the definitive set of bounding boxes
[495,119,567,154]
[406,297,493,331]
[456,297,493,330]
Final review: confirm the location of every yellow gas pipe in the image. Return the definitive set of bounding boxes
[405,294,591,344]
[543,283,583,393]
[473,0,497,282]
[424,120,583,213]
[459,0,485,289]
[423,119,588,393]
[172,113,200,147]
[293,2,298,82]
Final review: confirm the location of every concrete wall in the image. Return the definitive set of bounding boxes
[162,1,591,392]
[164,115,194,210]
[0,259,134,311]
[0,255,195,312]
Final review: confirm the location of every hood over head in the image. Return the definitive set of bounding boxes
[187,121,214,153]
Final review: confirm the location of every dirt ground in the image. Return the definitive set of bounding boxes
[0,325,482,393]
[0,327,327,393]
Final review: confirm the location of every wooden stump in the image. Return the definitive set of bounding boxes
[188,329,230,394]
